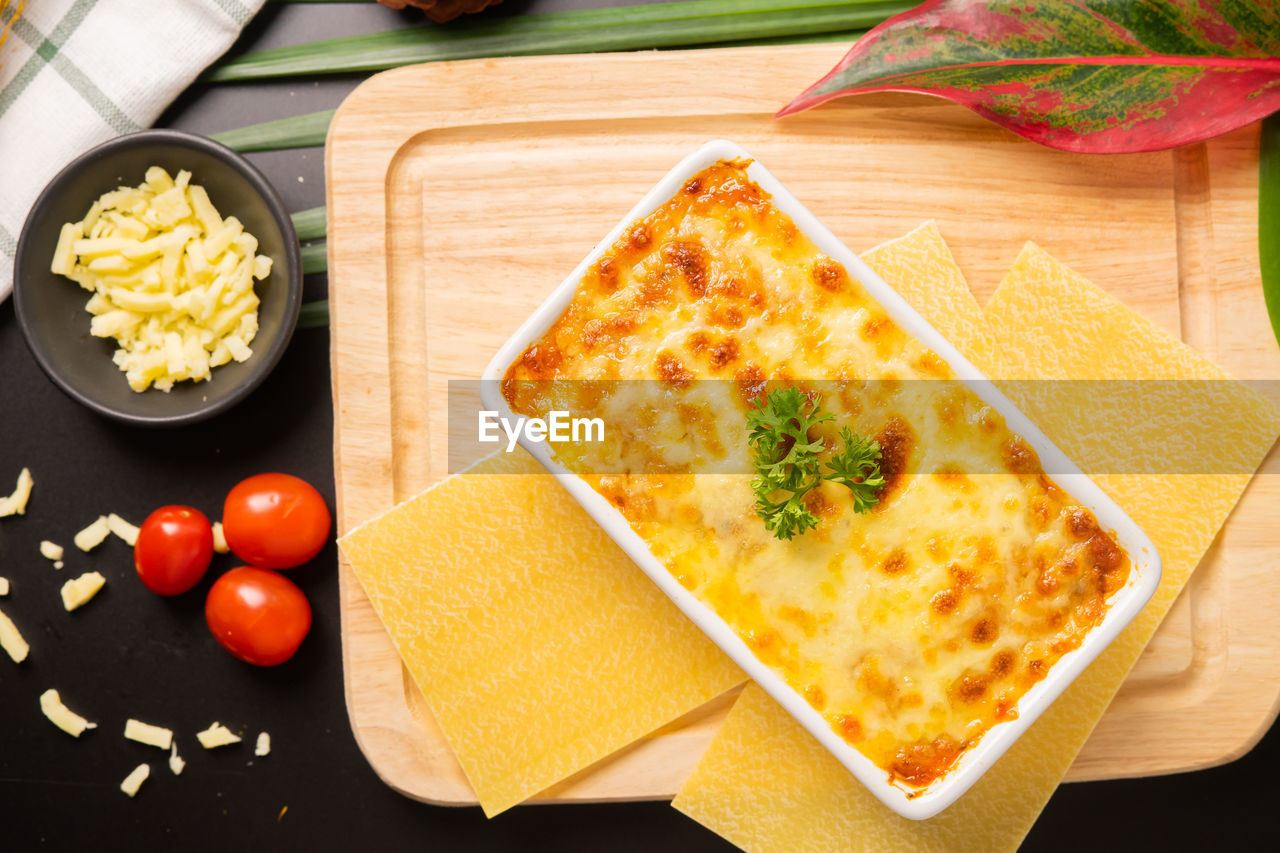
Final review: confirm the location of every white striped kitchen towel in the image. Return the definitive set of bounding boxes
[0,0,267,301]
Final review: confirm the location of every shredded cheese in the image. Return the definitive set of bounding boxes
[169,743,185,775]
[50,167,270,393]
[107,513,139,546]
[0,467,33,517]
[39,689,97,736]
[196,722,241,749]
[0,605,29,663]
[60,572,106,612]
[124,719,173,750]
[211,521,229,554]
[74,516,111,552]
[40,540,64,563]
[0,577,8,596]
[254,731,271,757]
[120,763,150,798]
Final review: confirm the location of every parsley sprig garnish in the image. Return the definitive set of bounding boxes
[747,387,831,540]
[747,387,884,541]
[826,426,886,513]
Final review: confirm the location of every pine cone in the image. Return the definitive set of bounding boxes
[377,0,505,24]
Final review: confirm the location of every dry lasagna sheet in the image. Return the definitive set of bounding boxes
[859,221,997,376]
[338,448,746,817]
[672,240,1280,852]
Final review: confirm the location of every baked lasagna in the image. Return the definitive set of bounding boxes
[501,160,1131,790]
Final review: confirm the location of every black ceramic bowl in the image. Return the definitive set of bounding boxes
[14,129,302,427]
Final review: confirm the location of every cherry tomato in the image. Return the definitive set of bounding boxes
[134,505,214,596]
[205,567,312,666]
[222,473,331,569]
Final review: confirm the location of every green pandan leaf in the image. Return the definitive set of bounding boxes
[211,110,334,153]
[1261,112,1280,350]
[206,0,909,81]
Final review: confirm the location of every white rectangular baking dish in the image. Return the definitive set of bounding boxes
[479,139,1162,820]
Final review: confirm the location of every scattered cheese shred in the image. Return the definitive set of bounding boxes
[0,577,8,596]
[254,731,270,757]
[39,689,97,736]
[120,763,150,798]
[0,605,29,663]
[39,540,64,563]
[124,719,173,750]
[169,743,185,775]
[107,513,140,546]
[0,467,33,517]
[211,521,229,554]
[60,572,106,612]
[73,516,111,552]
[196,722,241,749]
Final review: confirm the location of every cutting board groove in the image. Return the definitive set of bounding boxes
[327,46,1280,806]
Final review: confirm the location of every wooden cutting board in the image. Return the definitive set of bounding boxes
[325,45,1280,806]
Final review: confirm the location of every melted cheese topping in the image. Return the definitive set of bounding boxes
[502,161,1130,790]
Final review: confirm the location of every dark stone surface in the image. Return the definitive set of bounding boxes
[2,2,1276,849]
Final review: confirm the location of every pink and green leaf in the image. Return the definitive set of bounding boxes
[780,0,1280,153]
